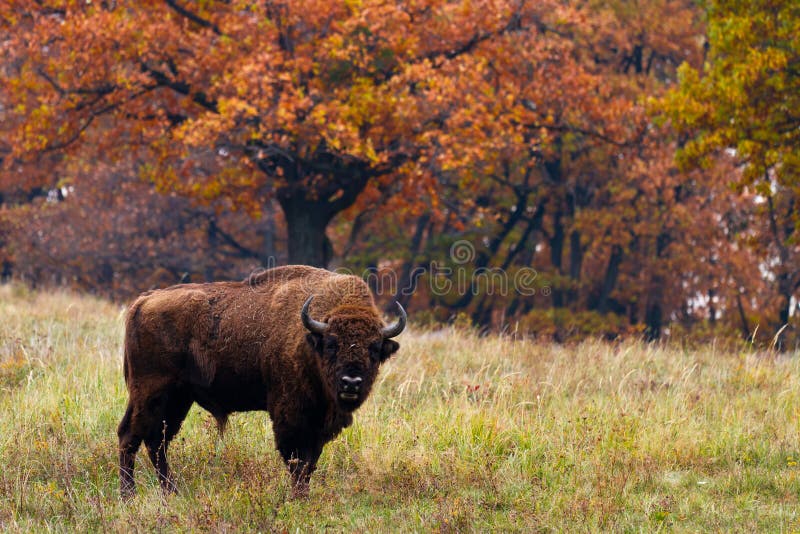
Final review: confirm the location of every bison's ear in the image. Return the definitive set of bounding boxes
[379,339,400,362]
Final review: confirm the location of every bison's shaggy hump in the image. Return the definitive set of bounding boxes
[246,264,339,287]
[117,265,405,499]
[247,265,374,312]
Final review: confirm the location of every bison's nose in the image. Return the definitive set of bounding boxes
[341,375,362,392]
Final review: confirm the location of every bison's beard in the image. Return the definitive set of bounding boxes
[336,392,365,411]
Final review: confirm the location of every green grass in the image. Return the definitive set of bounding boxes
[1,283,799,532]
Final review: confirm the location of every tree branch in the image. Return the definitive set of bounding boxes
[516,115,644,148]
[36,67,116,98]
[141,62,218,113]
[164,0,223,35]
[209,219,260,259]
[39,86,156,153]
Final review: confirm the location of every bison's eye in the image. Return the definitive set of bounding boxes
[324,336,338,356]
[306,332,338,358]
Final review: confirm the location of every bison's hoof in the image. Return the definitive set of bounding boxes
[161,480,178,496]
[120,486,136,501]
[290,482,310,499]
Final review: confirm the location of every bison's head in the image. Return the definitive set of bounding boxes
[302,296,405,411]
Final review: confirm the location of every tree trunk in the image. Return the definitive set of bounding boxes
[766,194,794,349]
[260,202,277,266]
[280,198,332,267]
[549,209,565,308]
[644,232,671,341]
[736,293,751,340]
[779,293,791,326]
[204,219,217,281]
[596,245,623,314]
[644,296,663,342]
[776,274,793,350]
[708,289,717,325]
[567,229,582,306]
[394,213,431,309]
[266,158,372,267]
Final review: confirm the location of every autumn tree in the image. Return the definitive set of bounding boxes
[1,0,543,267]
[376,0,718,338]
[666,0,799,187]
[2,0,789,344]
[664,0,800,342]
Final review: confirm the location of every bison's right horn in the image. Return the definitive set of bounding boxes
[301,296,329,334]
[381,302,407,338]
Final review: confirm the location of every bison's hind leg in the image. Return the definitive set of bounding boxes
[118,385,193,499]
[117,403,141,500]
[143,387,194,495]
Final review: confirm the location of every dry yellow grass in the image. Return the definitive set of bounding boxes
[1,283,799,531]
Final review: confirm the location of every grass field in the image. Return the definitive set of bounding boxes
[1,284,799,532]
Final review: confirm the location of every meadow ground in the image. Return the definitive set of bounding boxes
[0,284,799,532]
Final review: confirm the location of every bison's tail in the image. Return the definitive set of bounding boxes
[122,297,146,386]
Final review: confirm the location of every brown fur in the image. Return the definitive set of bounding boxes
[117,265,401,499]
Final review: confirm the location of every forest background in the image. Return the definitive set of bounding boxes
[1,0,798,347]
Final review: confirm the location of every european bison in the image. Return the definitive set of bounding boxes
[117,265,405,498]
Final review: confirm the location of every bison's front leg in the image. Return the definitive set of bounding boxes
[276,432,324,498]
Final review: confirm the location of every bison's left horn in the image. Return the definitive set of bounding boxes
[301,296,329,334]
[381,302,407,338]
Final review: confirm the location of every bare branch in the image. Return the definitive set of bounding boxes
[209,219,260,260]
